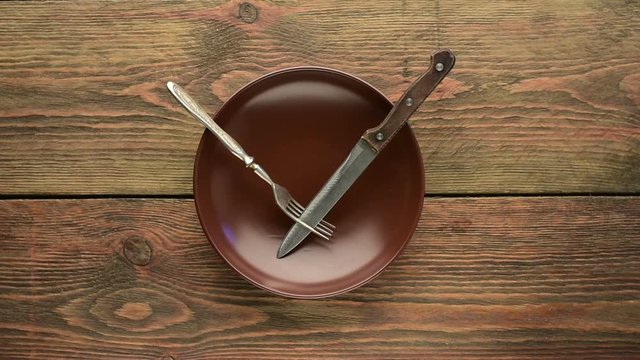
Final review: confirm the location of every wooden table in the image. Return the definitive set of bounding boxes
[1,1,639,359]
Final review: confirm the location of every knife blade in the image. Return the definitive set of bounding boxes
[276,49,455,258]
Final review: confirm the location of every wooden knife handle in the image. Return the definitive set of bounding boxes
[362,49,455,152]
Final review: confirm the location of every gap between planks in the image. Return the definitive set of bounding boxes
[0,193,639,200]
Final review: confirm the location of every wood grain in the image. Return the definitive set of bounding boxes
[0,0,638,195]
[0,197,638,359]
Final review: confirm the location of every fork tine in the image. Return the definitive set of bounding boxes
[288,199,305,213]
[289,199,336,230]
[285,203,332,238]
[286,207,333,240]
[286,201,334,235]
[310,221,333,236]
[311,220,334,235]
[319,219,336,230]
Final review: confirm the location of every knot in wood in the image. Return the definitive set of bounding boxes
[238,2,258,23]
[123,236,152,266]
[114,302,152,321]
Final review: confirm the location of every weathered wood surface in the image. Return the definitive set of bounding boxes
[0,197,638,359]
[0,0,638,195]
[1,1,639,358]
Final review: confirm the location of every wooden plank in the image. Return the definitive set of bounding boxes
[0,197,638,359]
[0,1,638,195]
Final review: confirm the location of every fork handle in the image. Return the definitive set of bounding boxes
[248,163,274,187]
[167,82,255,167]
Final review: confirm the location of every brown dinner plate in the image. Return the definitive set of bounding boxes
[194,67,424,298]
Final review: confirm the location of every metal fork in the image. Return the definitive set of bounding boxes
[167,81,336,239]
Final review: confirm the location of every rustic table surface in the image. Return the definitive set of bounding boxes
[1,1,639,359]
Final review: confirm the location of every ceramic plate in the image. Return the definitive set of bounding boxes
[193,67,424,298]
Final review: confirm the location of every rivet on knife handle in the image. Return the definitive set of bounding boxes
[362,49,456,151]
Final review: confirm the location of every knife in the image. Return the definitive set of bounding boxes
[277,49,455,258]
